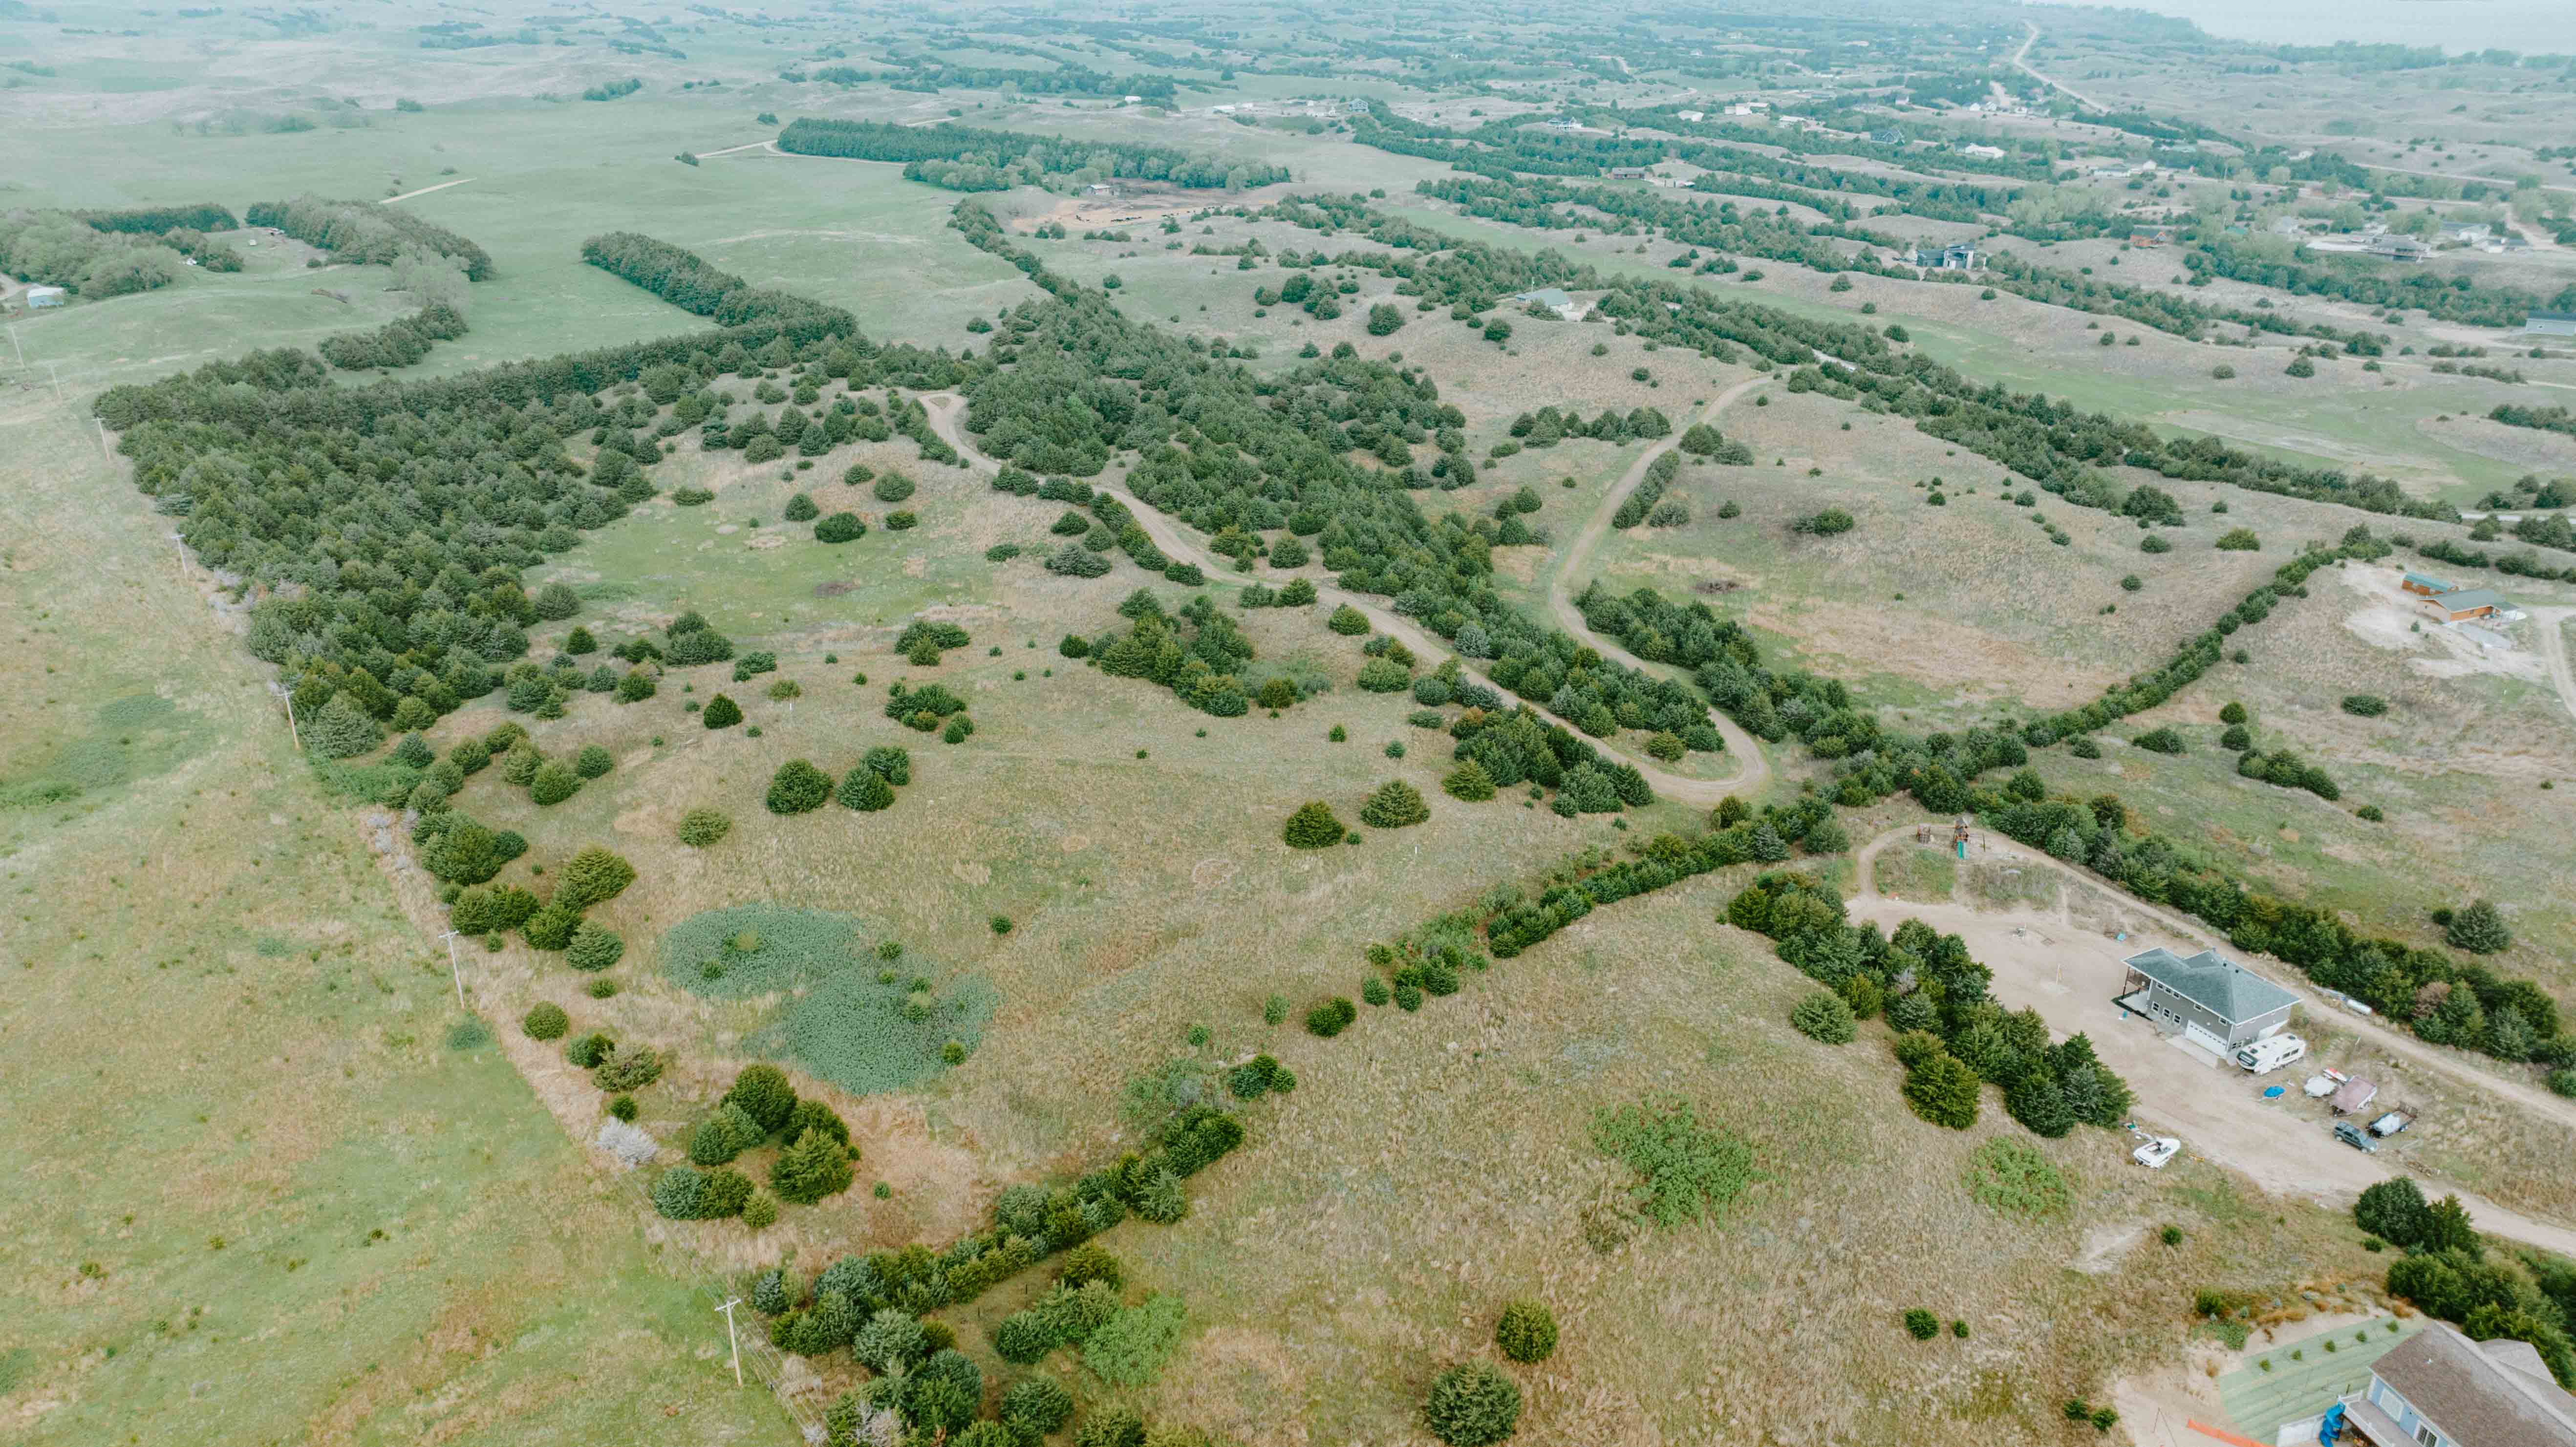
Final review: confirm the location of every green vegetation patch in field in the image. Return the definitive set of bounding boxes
[660,903,864,999]
[662,904,996,1094]
[752,967,998,1098]
[1590,1097,1761,1230]
[1962,1138,2072,1219]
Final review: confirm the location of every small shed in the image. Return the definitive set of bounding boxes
[26,285,67,309]
[2331,1077,2379,1115]
[2401,571,2455,596]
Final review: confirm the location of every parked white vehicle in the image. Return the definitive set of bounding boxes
[2233,1034,2307,1075]
[2132,1136,2181,1169]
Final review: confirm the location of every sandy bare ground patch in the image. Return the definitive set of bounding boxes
[1849,826,2576,1256]
[2334,564,2551,688]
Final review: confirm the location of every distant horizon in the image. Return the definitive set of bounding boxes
[2026,0,2576,54]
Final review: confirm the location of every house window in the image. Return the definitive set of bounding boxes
[2413,1426,2440,1447]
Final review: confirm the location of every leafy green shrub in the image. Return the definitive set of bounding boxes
[1355,656,1412,692]
[1360,780,1430,829]
[741,1192,779,1230]
[1443,759,1498,801]
[2216,528,2261,551]
[1963,1138,2071,1218]
[555,846,637,910]
[1001,1377,1074,1435]
[523,904,580,951]
[1327,604,1369,635]
[765,759,834,814]
[722,1063,798,1134]
[565,920,625,972]
[837,766,895,811]
[1305,997,1358,1037]
[689,1104,764,1165]
[2131,727,2186,755]
[701,694,743,728]
[1082,1293,1189,1387]
[1496,1299,1557,1362]
[1422,1362,1522,1447]
[1791,991,1857,1044]
[770,1127,855,1204]
[652,1166,710,1219]
[872,471,915,502]
[678,808,731,847]
[522,1002,570,1040]
[1897,1036,1980,1129]
[593,1043,665,1091]
[529,761,581,806]
[1283,801,1347,848]
[2342,694,2388,717]
[2445,900,2512,954]
[1793,508,1855,536]
[1903,1309,1939,1341]
[1591,1098,1758,1229]
[1057,1242,1122,1292]
[815,511,865,543]
[783,492,819,521]
[566,1031,614,1068]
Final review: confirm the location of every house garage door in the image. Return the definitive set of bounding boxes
[2183,1022,2230,1058]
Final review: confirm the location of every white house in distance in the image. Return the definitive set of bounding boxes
[26,285,67,308]
[2333,1321,2576,1447]
[1508,287,1588,321]
[2118,946,2297,1055]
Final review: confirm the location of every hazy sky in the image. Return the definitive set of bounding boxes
[2027,0,2576,54]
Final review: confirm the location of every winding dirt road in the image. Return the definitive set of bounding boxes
[1544,377,1773,799]
[2011,22,2107,114]
[2527,607,2576,730]
[918,394,1768,806]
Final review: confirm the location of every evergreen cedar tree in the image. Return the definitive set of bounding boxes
[1423,1361,1522,1447]
[772,1127,856,1204]
[838,766,896,811]
[1443,759,1498,801]
[765,759,834,814]
[1283,801,1346,848]
[1359,780,1429,829]
[702,694,743,729]
[678,808,731,847]
[565,921,625,972]
[1495,1300,1558,1363]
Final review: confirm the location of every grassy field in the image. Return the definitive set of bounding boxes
[10,7,2576,1439]
[0,293,788,1444]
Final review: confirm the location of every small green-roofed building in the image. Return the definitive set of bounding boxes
[2120,946,2297,1051]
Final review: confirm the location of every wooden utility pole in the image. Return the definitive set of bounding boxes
[437,930,465,1005]
[716,1298,744,1386]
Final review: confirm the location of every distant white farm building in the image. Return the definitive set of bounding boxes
[1509,287,1588,321]
[1674,109,1705,122]
[2525,311,2576,338]
[25,285,67,308]
[1899,242,1981,272]
[1956,143,2005,159]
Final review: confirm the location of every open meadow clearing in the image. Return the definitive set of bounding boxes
[10,2,2576,1441]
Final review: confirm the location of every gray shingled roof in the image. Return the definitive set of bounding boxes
[2122,947,2297,1025]
[2372,1322,2576,1447]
